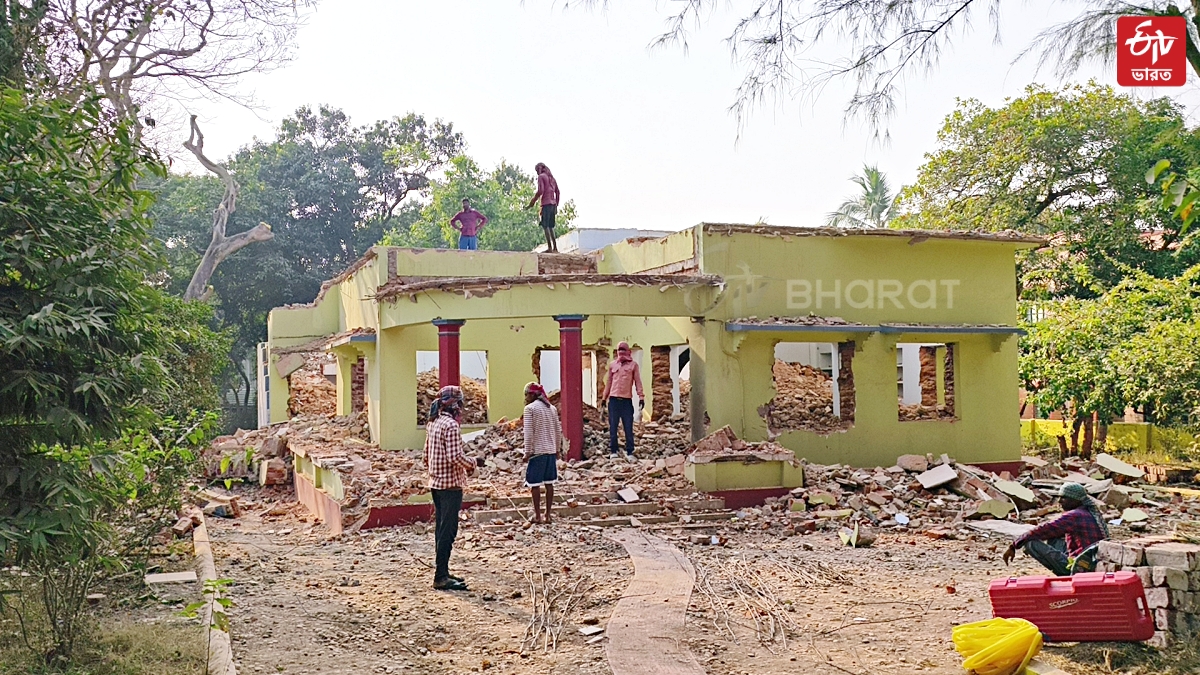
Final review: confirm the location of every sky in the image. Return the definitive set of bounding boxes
[183,0,1191,233]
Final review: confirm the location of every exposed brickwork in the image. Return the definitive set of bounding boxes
[837,342,856,422]
[918,346,938,406]
[943,343,956,417]
[650,346,673,420]
[350,356,366,414]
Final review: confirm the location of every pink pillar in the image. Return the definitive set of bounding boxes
[555,315,587,462]
[433,319,464,388]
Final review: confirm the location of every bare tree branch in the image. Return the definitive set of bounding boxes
[181,114,272,301]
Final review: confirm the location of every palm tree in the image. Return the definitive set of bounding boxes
[826,165,898,228]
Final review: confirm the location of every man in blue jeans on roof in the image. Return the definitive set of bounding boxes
[449,198,487,250]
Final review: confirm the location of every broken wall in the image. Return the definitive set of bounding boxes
[701,324,1021,468]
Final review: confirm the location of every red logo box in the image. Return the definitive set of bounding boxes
[1117,16,1187,86]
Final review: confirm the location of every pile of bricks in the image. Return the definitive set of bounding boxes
[650,346,674,420]
[766,360,850,435]
[1096,537,1200,647]
[415,369,488,425]
[287,353,337,417]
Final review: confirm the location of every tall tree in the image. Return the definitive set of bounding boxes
[826,165,897,228]
[571,1,1200,132]
[151,106,463,403]
[7,0,315,138]
[895,83,1200,297]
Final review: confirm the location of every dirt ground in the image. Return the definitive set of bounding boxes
[206,491,1171,675]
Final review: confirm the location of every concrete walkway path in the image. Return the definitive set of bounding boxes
[604,529,705,675]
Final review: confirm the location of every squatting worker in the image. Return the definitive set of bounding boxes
[526,162,560,252]
[522,382,562,524]
[1002,482,1108,576]
[424,385,477,591]
[450,198,488,250]
[600,341,644,460]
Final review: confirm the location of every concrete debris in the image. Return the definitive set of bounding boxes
[145,571,198,585]
[766,361,849,435]
[416,369,488,425]
[287,352,337,417]
[896,454,929,473]
[916,463,959,490]
[1096,452,1146,479]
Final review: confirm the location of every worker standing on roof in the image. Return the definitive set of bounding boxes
[526,162,559,252]
[522,382,562,524]
[449,198,488,250]
[601,341,644,461]
[424,385,476,591]
[1002,482,1108,576]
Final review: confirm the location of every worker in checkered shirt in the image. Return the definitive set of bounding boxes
[424,385,477,591]
[1002,482,1108,576]
[522,382,562,524]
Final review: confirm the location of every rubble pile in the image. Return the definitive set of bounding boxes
[287,353,337,417]
[415,369,488,425]
[898,403,956,421]
[650,346,673,420]
[783,451,1200,544]
[767,360,849,434]
[205,412,371,483]
[1097,536,1200,647]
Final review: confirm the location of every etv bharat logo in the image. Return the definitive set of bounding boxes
[1117,16,1186,86]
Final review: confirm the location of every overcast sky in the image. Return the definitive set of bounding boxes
[184,1,1190,232]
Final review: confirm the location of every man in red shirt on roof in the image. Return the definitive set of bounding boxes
[526,162,560,252]
[449,198,488,250]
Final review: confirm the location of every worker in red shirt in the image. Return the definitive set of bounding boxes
[526,162,559,252]
[449,198,488,250]
[600,342,644,460]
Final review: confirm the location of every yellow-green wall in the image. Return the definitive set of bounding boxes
[1021,419,1199,456]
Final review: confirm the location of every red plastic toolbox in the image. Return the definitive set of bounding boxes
[988,572,1154,642]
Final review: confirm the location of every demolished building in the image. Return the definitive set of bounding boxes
[261,223,1043,474]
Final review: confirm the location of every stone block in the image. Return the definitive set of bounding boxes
[1121,543,1147,567]
[1192,571,1200,592]
[1096,540,1125,564]
[1132,566,1152,588]
[1171,590,1197,613]
[1145,587,1172,609]
[1153,609,1190,633]
[896,454,928,473]
[1152,566,1190,591]
[1144,542,1200,571]
[1147,630,1173,649]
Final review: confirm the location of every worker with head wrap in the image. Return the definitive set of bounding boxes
[424,385,477,590]
[1002,482,1109,576]
[522,382,562,524]
[600,341,644,460]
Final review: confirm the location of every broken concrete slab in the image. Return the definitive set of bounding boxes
[968,500,1015,519]
[1121,507,1150,523]
[916,464,959,490]
[617,488,641,503]
[993,480,1036,504]
[145,571,198,585]
[1095,453,1145,479]
[964,520,1035,539]
[895,454,928,473]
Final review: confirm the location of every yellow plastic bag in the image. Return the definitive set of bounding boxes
[952,618,1043,675]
